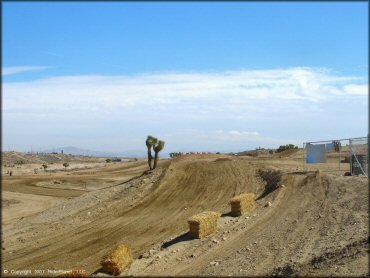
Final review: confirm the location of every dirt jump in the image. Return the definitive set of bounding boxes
[2,153,368,276]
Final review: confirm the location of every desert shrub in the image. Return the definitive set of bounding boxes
[215,157,232,162]
[257,167,282,199]
[276,144,298,153]
[169,152,182,158]
[106,158,112,163]
[341,156,350,163]
[333,140,341,152]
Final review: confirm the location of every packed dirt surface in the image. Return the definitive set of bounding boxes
[2,151,106,165]
[2,152,368,277]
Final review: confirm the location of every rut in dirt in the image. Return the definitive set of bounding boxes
[3,158,266,274]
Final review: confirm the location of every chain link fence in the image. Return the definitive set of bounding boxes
[349,137,368,176]
[303,137,368,177]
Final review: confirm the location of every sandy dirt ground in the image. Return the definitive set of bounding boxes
[2,191,62,226]
[1,151,368,277]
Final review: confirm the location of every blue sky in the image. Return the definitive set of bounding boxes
[2,2,368,154]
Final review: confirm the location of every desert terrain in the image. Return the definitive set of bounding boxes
[1,150,368,277]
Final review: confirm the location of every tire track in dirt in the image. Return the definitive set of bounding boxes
[3,158,263,274]
[3,156,367,276]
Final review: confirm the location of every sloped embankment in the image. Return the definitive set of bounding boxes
[2,156,264,275]
[4,156,367,276]
[127,168,368,276]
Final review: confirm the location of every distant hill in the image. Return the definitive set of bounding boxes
[42,146,146,158]
[1,151,105,165]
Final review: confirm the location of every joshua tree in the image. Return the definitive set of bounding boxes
[153,140,165,170]
[42,164,48,172]
[146,135,158,170]
[63,162,69,171]
[333,140,341,152]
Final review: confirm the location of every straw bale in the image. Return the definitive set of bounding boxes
[100,244,133,276]
[188,211,220,239]
[229,193,255,216]
[57,270,88,278]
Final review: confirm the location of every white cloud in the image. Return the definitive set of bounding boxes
[3,66,49,76]
[343,84,368,95]
[228,130,259,136]
[3,67,366,114]
[3,67,367,151]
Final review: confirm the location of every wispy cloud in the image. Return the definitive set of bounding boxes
[163,129,292,152]
[3,67,366,110]
[343,84,368,95]
[2,66,49,76]
[3,67,367,151]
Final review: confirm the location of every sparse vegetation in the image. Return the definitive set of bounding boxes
[63,162,69,170]
[145,136,158,170]
[341,156,350,163]
[153,140,165,170]
[106,158,112,163]
[257,167,283,200]
[145,136,165,170]
[333,140,341,152]
[276,144,298,153]
[42,164,48,171]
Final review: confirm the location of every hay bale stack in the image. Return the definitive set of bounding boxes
[188,211,220,239]
[57,270,88,277]
[230,193,255,216]
[100,244,133,276]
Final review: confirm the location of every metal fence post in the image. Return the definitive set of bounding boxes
[339,141,341,171]
[302,142,305,172]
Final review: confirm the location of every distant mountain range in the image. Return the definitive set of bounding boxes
[41,146,148,158]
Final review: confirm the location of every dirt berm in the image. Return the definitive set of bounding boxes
[2,155,368,276]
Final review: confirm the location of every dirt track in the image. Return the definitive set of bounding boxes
[2,154,368,276]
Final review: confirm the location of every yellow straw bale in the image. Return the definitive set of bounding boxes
[187,211,220,239]
[229,193,255,216]
[100,244,133,276]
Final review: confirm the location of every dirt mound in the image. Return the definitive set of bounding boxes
[2,158,265,274]
[2,151,105,165]
[273,238,368,276]
[2,155,368,276]
[127,166,367,276]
